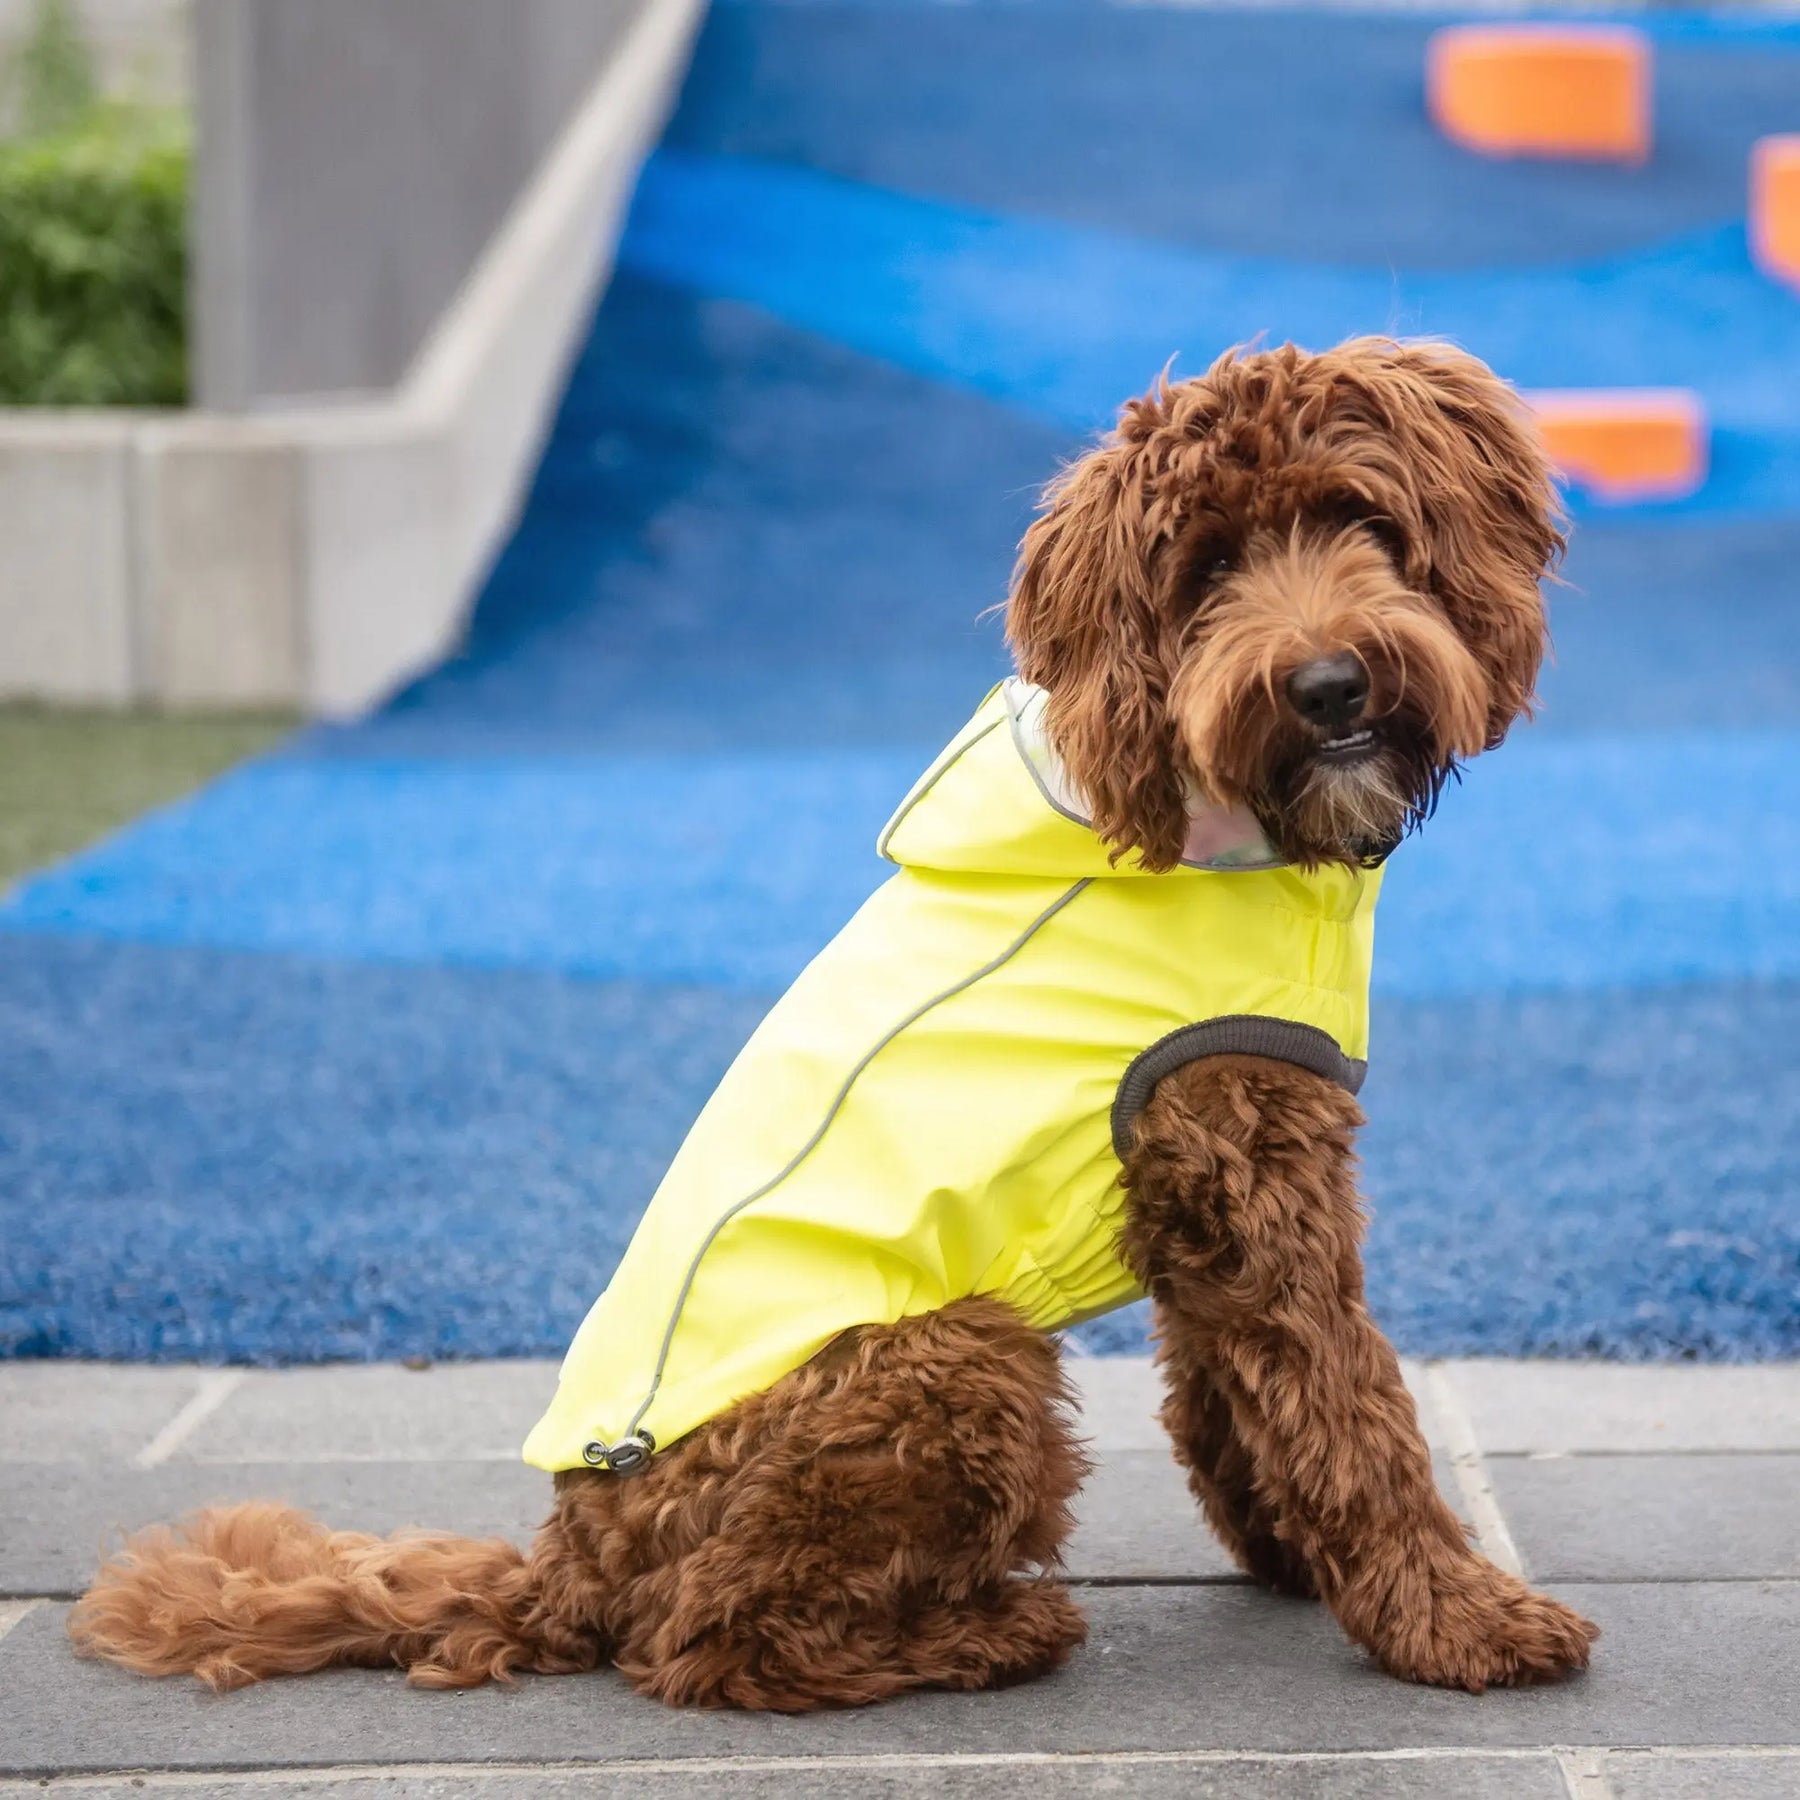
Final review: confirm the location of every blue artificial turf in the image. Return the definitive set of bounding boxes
[3,3,1797,1365]
[7,729,1798,997]
[619,152,1800,516]
[4,933,1793,1362]
[0,936,763,1361]
[672,5,1800,269]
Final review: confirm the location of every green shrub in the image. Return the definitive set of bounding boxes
[0,106,189,407]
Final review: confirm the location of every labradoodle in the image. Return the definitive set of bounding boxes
[69,337,1598,1709]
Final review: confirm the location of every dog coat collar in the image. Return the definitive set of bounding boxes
[1003,678,1283,871]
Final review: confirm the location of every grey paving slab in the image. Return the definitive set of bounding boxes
[1067,1357,1443,1454]
[1490,1454,1800,1584]
[1445,1362,1800,1455]
[4,1582,1797,1774]
[1066,1449,1240,1582]
[1066,1355,1167,1452]
[1064,1448,1464,1583]
[0,1749,1576,1797]
[0,1461,548,1597]
[0,1355,1448,1472]
[174,1363,562,1464]
[1606,1750,1800,1799]
[6,1448,1229,1596]
[0,1364,212,1464]
[9,1445,1472,1597]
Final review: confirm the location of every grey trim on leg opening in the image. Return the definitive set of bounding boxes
[1111,1015,1368,1158]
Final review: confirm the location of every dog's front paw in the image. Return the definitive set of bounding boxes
[1369,1560,1598,1693]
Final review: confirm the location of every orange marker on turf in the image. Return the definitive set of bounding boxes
[1750,136,1800,290]
[1428,25,1651,164]
[1523,390,1707,504]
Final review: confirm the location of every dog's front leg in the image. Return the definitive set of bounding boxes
[1121,1053,1597,1692]
[1151,1342,1319,1597]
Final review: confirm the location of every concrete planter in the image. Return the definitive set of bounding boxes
[0,0,703,714]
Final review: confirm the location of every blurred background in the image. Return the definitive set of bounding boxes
[0,0,1795,1370]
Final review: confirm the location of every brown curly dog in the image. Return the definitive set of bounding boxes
[69,337,1598,1709]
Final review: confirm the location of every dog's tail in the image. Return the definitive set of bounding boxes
[67,1502,602,1690]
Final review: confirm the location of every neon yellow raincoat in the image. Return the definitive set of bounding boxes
[524,679,1381,1474]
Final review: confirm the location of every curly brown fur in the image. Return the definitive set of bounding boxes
[72,336,1591,1707]
[1121,1056,1596,1690]
[71,1299,1089,1707]
[67,1503,594,1691]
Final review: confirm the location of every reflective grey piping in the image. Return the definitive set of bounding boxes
[1111,1015,1367,1159]
[1005,693,1094,837]
[623,875,1096,1441]
[875,714,1005,863]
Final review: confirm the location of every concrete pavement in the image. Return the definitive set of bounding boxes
[2,1356,1797,1796]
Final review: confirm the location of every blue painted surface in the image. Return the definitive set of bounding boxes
[621,151,1800,515]
[334,274,1041,755]
[7,729,1798,998]
[3,4,1798,1363]
[675,5,1800,268]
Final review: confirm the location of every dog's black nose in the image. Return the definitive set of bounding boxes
[1286,654,1370,730]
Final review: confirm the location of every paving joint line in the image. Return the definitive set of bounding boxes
[1423,1360,1526,1578]
[0,1599,43,1648]
[175,1449,526,1465]
[4,1578,1788,1606]
[11,1748,1800,1788]
[131,1370,249,1469]
[0,1747,1632,1789]
[1558,1746,1616,1800]
[1490,1446,1800,1460]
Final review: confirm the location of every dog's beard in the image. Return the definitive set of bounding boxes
[1177,665,1471,869]
[1251,724,1456,868]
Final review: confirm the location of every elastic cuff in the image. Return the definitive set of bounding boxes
[1112,1015,1367,1157]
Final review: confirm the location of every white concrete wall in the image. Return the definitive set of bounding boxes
[0,416,139,702]
[192,0,643,410]
[0,0,705,714]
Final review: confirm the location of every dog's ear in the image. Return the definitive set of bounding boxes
[1364,341,1564,746]
[1006,416,1189,872]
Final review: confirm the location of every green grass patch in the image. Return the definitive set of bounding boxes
[0,705,296,887]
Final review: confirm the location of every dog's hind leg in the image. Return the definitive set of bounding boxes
[605,1295,1091,1711]
[1152,1321,1317,1598]
[74,1299,1089,1706]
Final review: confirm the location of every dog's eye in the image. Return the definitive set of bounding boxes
[1362,517,1406,565]
[1181,548,1236,611]
[1338,508,1405,568]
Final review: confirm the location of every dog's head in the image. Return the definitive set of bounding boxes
[1006,338,1562,871]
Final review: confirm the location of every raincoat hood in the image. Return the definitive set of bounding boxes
[878,679,1283,880]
